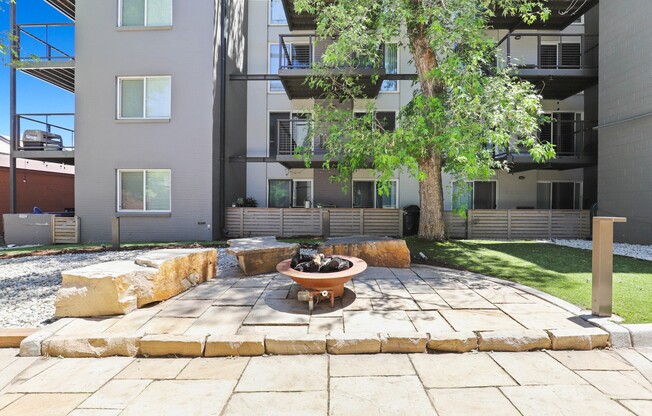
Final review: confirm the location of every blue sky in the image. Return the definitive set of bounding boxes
[0,0,74,137]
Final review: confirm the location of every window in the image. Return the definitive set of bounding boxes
[120,0,172,27]
[269,0,287,25]
[537,182,582,209]
[539,42,581,69]
[269,44,284,93]
[118,169,171,212]
[270,112,310,156]
[292,180,313,207]
[381,43,398,92]
[118,76,171,119]
[352,180,398,208]
[354,111,396,132]
[268,179,313,208]
[452,181,496,210]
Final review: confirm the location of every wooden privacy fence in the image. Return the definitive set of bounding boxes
[226,208,590,240]
[225,208,403,238]
[462,209,591,240]
[51,216,80,244]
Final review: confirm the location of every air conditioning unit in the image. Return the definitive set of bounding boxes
[21,130,64,151]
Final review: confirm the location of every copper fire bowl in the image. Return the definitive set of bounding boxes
[276,255,367,298]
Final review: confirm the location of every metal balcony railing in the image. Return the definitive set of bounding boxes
[493,120,596,159]
[15,113,75,151]
[277,119,323,156]
[278,34,385,71]
[16,23,75,62]
[497,33,598,70]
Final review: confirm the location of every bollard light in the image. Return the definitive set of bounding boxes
[592,216,626,317]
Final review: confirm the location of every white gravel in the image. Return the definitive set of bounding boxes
[552,239,652,262]
[0,248,239,328]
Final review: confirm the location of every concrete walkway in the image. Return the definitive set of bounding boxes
[1,348,652,415]
[23,264,614,357]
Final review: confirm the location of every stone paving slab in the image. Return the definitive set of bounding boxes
[9,264,629,358]
[0,350,652,415]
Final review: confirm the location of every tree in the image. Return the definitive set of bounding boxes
[0,1,15,61]
[294,0,559,240]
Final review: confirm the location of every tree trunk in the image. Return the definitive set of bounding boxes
[418,153,447,240]
[408,12,447,240]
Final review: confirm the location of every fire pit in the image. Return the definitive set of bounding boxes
[276,254,367,311]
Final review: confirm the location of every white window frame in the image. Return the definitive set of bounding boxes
[292,179,314,208]
[118,0,173,28]
[380,43,400,93]
[536,180,583,210]
[571,15,585,25]
[269,0,288,26]
[117,76,172,120]
[268,43,285,94]
[117,169,172,213]
[351,179,399,209]
[266,178,314,208]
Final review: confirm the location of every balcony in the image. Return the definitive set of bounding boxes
[279,0,325,31]
[277,34,385,99]
[16,23,75,93]
[498,33,598,99]
[489,0,597,30]
[12,113,75,163]
[274,118,328,168]
[281,0,596,32]
[494,119,597,172]
[45,0,75,20]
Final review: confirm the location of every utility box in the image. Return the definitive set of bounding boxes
[3,214,54,245]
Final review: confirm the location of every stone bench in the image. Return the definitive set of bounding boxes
[319,236,411,268]
[226,236,299,276]
[55,248,217,317]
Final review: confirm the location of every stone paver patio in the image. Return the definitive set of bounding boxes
[1,348,652,415]
[16,264,615,357]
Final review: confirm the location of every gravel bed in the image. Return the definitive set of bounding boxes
[0,248,239,328]
[552,239,652,262]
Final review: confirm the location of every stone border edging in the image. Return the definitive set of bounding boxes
[26,328,610,358]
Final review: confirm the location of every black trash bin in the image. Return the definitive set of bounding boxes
[403,205,420,236]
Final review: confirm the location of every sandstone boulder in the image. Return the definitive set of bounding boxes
[226,236,298,276]
[134,249,217,305]
[55,248,217,318]
[319,236,411,268]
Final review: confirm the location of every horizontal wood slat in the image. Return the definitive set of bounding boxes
[225,208,589,240]
[225,207,401,238]
[52,216,80,244]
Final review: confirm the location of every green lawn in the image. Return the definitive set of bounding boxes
[406,238,652,324]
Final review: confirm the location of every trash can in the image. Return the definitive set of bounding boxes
[403,205,420,236]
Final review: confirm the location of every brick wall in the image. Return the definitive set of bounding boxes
[0,167,75,233]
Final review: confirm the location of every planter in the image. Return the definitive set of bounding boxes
[276,255,367,298]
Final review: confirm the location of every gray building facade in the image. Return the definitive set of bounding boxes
[9,0,614,243]
[598,0,652,243]
[73,0,246,242]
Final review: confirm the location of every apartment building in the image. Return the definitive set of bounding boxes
[242,1,597,214]
[8,0,609,243]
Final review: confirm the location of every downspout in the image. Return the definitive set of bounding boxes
[218,0,227,238]
[9,1,17,213]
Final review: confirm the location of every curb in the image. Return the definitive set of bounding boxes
[29,327,611,358]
